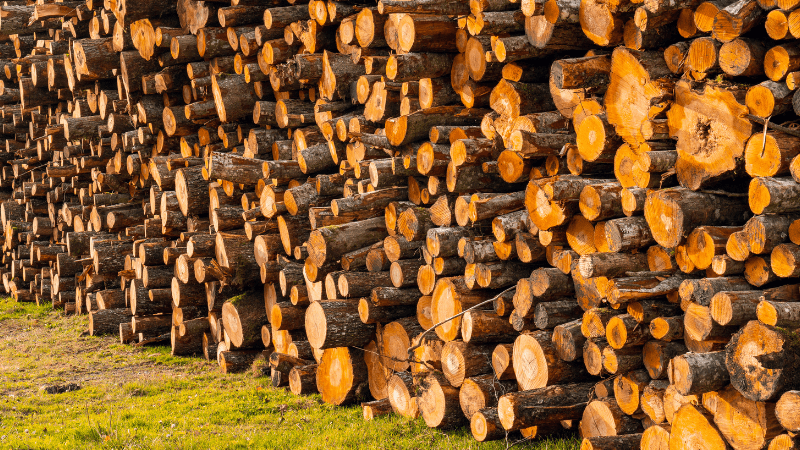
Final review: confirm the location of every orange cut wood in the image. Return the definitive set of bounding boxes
[666,79,752,190]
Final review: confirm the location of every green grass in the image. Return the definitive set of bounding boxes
[0,297,581,449]
[0,296,53,321]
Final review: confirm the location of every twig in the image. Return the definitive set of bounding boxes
[407,286,515,359]
[698,189,748,198]
[747,114,800,139]
[134,332,170,347]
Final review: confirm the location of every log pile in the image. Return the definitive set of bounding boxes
[5,0,800,447]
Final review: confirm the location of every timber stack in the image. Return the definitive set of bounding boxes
[4,0,800,447]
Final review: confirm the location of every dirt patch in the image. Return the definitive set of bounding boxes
[0,311,203,398]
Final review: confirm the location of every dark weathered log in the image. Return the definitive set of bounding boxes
[219,350,261,374]
[726,320,800,401]
[89,308,132,336]
[497,383,595,431]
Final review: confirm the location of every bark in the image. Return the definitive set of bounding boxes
[90,308,132,336]
[497,383,595,431]
[645,188,751,249]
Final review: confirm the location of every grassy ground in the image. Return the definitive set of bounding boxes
[0,298,581,449]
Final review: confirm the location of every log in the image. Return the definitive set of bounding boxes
[317,347,368,406]
[305,300,375,349]
[643,340,687,380]
[602,345,644,375]
[212,74,258,123]
[385,106,484,146]
[679,277,753,307]
[288,363,319,395]
[440,341,494,388]
[470,408,506,442]
[711,384,782,450]
[89,308,132,336]
[459,374,517,420]
[579,397,643,437]
[669,403,728,450]
[777,391,800,433]
[668,351,730,396]
[645,188,750,249]
[221,290,268,349]
[513,331,589,390]
[418,372,468,429]
[462,310,517,344]
[666,80,753,190]
[613,368,651,415]
[726,320,800,401]
[580,434,643,450]
[497,382,595,431]
[430,276,497,341]
[172,324,204,357]
[307,217,388,267]
[361,398,392,420]
[641,379,669,424]
[491,343,515,381]
[387,371,420,418]
[381,317,423,372]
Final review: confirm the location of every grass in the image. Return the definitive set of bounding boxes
[0,297,581,449]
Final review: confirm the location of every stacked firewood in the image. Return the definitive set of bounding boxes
[5,0,800,447]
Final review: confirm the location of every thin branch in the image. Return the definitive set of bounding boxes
[747,114,800,139]
[407,286,515,359]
